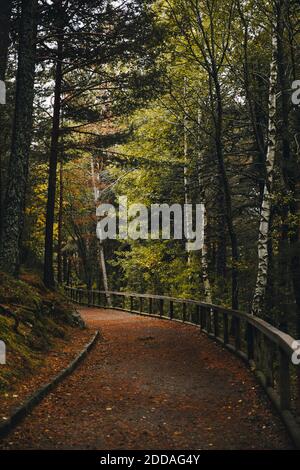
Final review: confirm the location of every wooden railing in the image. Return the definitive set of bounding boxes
[64,285,300,448]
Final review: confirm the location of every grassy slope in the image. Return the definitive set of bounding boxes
[0,272,83,391]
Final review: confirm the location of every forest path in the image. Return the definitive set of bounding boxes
[0,308,293,450]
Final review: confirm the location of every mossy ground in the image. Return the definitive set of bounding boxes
[0,271,83,391]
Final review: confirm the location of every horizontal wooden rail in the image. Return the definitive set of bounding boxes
[64,285,300,448]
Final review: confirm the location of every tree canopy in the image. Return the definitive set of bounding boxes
[0,0,300,336]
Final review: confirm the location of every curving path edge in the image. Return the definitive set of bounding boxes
[0,308,293,450]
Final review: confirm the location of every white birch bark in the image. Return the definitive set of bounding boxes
[184,113,191,260]
[202,206,212,303]
[252,32,278,316]
[198,107,212,303]
[183,78,192,263]
[90,157,112,307]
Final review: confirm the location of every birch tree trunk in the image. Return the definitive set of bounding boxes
[252,32,278,316]
[202,207,212,303]
[197,108,212,303]
[183,78,192,264]
[99,244,111,306]
[90,157,111,307]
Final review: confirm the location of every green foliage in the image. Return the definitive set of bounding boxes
[1,0,300,335]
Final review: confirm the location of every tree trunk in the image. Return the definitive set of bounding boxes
[216,182,227,279]
[213,74,239,309]
[276,0,291,325]
[197,108,212,303]
[183,78,192,263]
[252,32,278,316]
[276,0,300,336]
[99,244,111,304]
[57,160,63,284]
[90,156,111,306]
[238,0,265,201]
[43,2,63,288]
[0,0,38,275]
[62,252,68,284]
[0,0,12,82]
[202,206,212,303]
[0,0,13,240]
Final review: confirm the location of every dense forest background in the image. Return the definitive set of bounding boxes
[0,0,300,336]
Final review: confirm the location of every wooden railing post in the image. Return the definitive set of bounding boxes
[235,317,241,352]
[149,298,153,315]
[159,299,164,317]
[279,348,291,410]
[264,338,275,388]
[246,323,254,361]
[182,303,187,323]
[200,306,205,331]
[197,305,201,327]
[207,308,213,335]
[139,297,143,314]
[130,296,133,312]
[170,301,174,320]
[213,308,219,338]
[223,312,229,345]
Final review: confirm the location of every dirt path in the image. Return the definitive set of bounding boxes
[0,308,293,450]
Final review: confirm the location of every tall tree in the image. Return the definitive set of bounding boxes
[91,156,112,306]
[276,0,300,334]
[43,0,64,288]
[0,0,38,275]
[0,0,12,83]
[57,160,64,284]
[252,30,278,316]
[0,0,13,238]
